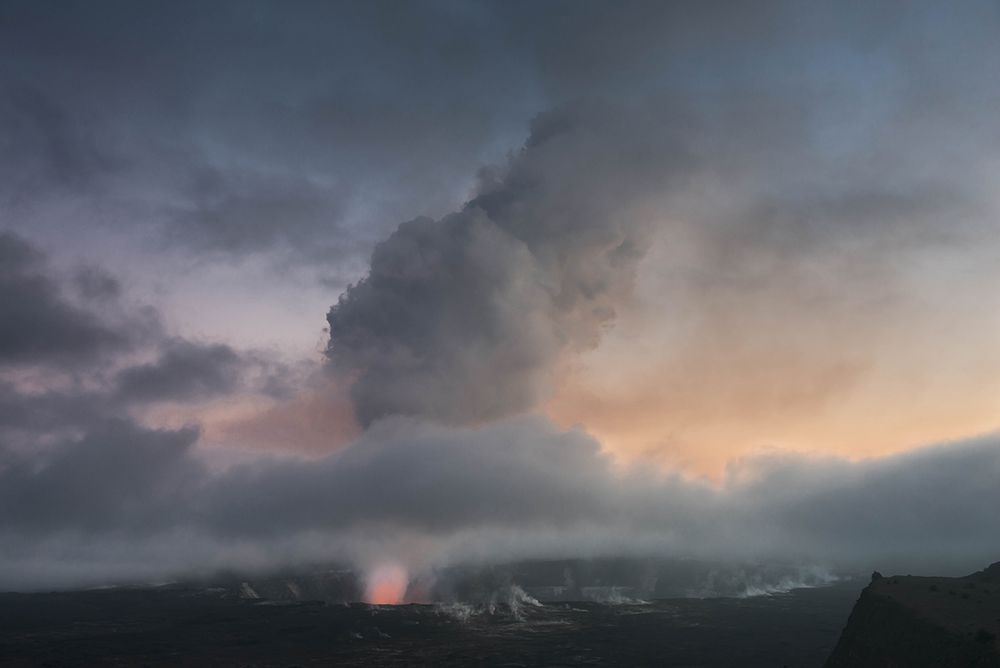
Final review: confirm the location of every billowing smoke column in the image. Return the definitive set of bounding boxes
[320,102,1000,596]
[326,106,688,426]
[323,106,692,598]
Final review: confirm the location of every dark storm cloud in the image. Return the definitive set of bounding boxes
[0,382,104,437]
[327,104,692,425]
[0,231,291,420]
[113,340,245,404]
[3,0,998,271]
[0,419,200,534]
[164,168,348,256]
[0,231,131,365]
[0,81,114,200]
[0,0,541,263]
[73,265,122,302]
[112,338,293,404]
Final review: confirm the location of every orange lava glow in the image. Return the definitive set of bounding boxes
[363,563,408,605]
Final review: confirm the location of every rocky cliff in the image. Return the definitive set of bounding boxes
[825,562,1000,667]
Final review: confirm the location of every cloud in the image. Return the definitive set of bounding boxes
[114,340,247,404]
[3,0,999,276]
[163,167,351,258]
[2,413,999,589]
[0,418,200,534]
[199,416,616,537]
[209,373,360,455]
[1,233,997,585]
[0,82,114,201]
[0,231,131,366]
[323,27,1000,431]
[326,103,692,425]
[0,1,540,266]
[0,231,295,449]
[3,1,1000,594]
[73,265,122,302]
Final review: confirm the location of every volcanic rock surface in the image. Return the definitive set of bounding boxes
[826,562,1000,667]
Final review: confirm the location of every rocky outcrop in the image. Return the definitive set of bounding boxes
[825,562,1000,667]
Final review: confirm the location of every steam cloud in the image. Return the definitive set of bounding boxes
[3,412,1000,590]
[326,106,686,425]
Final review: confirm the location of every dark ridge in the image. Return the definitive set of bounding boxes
[826,561,1000,667]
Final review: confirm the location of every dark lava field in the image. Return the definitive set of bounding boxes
[0,580,862,667]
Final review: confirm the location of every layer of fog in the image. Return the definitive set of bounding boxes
[2,413,998,590]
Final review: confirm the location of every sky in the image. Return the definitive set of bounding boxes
[2,0,1000,592]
